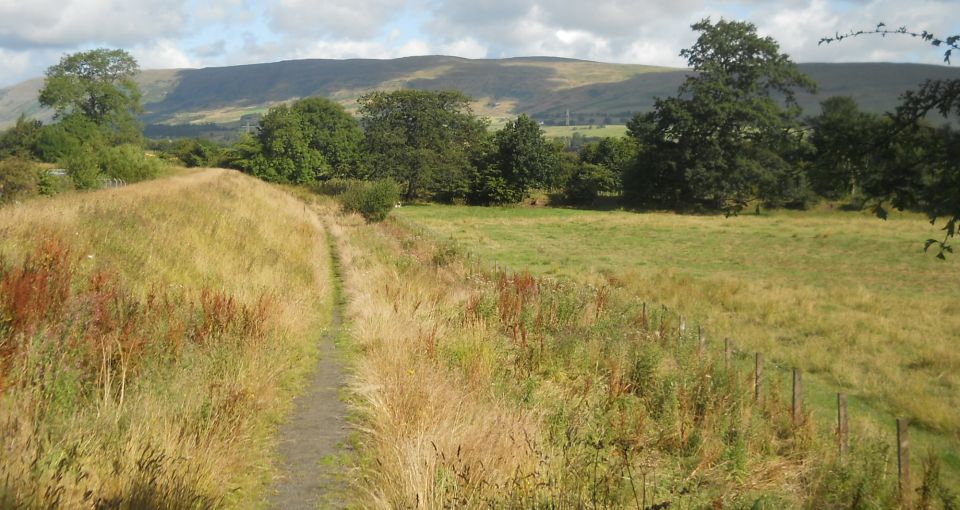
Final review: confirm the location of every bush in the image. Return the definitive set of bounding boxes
[338,179,400,223]
[0,158,40,203]
[38,171,74,196]
[63,149,101,190]
[100,144,163,183]
[564,162,618,205]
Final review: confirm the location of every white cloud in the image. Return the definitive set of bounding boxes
[0,0,187,48]
[268,0,406,39]
[131,39,198,70]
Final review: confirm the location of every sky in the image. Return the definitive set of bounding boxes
[0,0,958,87]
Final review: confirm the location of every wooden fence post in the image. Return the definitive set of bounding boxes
[897,418,910,504]
[837,393,848,460]
[698,325,705,354]
[724,338,732,370]
[679,316,686,338]
[792,369,802,426]
[641,302,648,329]
[754,353,763,404]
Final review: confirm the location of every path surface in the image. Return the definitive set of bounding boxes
[268,230,350,509]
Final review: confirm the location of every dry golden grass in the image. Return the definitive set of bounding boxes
[0,168,331,507]
[329,213,546,507]
[332,204,954,507]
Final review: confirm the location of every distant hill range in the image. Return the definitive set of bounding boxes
[2,55,959,138]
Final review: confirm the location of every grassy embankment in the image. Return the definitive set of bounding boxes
[395,205,960,484]
[0,169,331,507]
[332,202,956,507]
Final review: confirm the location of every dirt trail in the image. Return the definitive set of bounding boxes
[268,226,350,509]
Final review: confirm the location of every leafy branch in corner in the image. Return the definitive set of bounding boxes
[820,22,960,260]
[819,22,960,64]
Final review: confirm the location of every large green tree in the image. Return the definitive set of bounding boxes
[474,114,558,204]
[358,89,486,200]
[38,48,142,143]
[250,97,363,184]
[808,96,883,199]
[627,19,815,212]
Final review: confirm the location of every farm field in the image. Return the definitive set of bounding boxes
[542,124,629,138]
[396,204,960,481]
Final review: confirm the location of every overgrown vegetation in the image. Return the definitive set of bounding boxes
[334,209,958,507]
[0,170,331,506]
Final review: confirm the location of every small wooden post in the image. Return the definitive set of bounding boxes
[897,418,911,503]
[641,302,648,329]
[495,261,499,273]
[697,325,706,353]
[837,393,848,460]
[754,353,763,403]
[724,338,732,370]
[679,316,686,338]
[792,369,802,426]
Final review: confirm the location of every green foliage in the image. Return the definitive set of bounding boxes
[625,19,814,212]
[252,97,363,184]
[808,96,884,199]
[0,115,43,160]
[338,179,401,222]
[169,138,224,168]
[474,114,559,204]
[39,48,142,144]
[564,162,618,205]
[359,89,486,200]
[220,133,261,173]
[0,158,40,203]
[35,115,106,163]
[99,145,163,183]
[37,171,74,196]
[63,149,102,190]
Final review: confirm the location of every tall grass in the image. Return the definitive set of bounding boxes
[0,169,331,507]
[334,205,957,507]
[396,206,960,444]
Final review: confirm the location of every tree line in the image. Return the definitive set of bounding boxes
[1,19,956,253]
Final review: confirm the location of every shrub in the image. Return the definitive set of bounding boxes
[564,162,618,205]
[100,144,164,183]
[63,149,101,189]
[38,170,74,196]
[338,179,400,223]
[0,158,40,203]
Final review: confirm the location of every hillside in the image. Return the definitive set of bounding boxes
[2,56,959,133]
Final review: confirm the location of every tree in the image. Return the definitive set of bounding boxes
[250,97,363,184]
[0,114,43,160]
[808,96,883,199]
[359,90,486,200]
[38,48,142,143]
[820,24,960,258]
[626,19,815,212]
[481,114,559,203]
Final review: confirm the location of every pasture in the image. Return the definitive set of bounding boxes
[396,204,960,481]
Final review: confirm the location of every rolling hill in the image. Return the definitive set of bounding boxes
[2,56,959,135]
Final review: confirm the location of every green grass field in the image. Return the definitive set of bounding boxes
[541,124,628,138]
[396,204,960,483]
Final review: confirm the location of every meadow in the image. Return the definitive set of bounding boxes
[395,204,960,484]
[541,124,629,138]
[0,169,332,507]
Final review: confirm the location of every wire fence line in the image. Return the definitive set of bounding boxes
[393,217,923,503]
